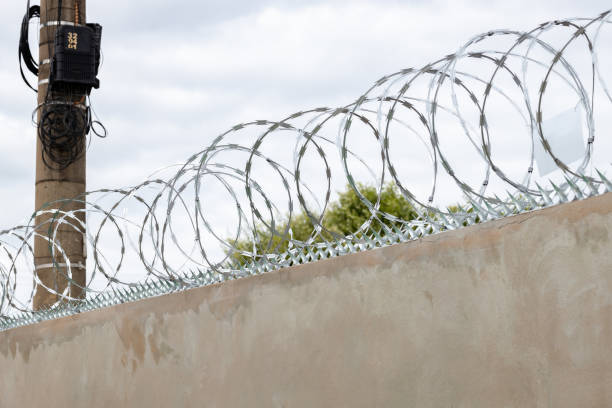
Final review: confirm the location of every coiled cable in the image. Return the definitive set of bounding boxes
[38,101,88,169]
[18,1,40,92]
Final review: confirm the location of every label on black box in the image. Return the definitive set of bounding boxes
[59,26,91,54]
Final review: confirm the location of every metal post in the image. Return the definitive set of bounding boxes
[33,0,87,309]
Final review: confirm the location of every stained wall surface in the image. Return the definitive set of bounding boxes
[1,194,612,407]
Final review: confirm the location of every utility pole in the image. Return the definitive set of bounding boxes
[33,0,87,308]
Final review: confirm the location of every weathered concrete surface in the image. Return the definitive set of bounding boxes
[2,194,612,407]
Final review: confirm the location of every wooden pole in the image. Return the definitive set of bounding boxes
[33,0,87,309]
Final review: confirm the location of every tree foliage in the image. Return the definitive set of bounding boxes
[228,183,418,265]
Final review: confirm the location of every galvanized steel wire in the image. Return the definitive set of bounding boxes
[2,10,612,329]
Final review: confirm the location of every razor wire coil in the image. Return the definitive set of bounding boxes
[2,10,612,330]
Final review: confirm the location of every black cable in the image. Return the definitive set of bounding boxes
[57,0,63,25]
[87,95,107,139]
[38,102,87,170]
[18,1,40,92]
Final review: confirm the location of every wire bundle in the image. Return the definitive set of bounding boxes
[38,102,88,169]
[18,1,40,92]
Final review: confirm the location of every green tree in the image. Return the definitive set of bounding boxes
[228,183,418,265]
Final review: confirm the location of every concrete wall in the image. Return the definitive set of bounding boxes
[1,193,612,407]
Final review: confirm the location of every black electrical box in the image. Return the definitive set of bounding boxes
[51,23,102,92]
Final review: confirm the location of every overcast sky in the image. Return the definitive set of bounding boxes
[1,0,611,231]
